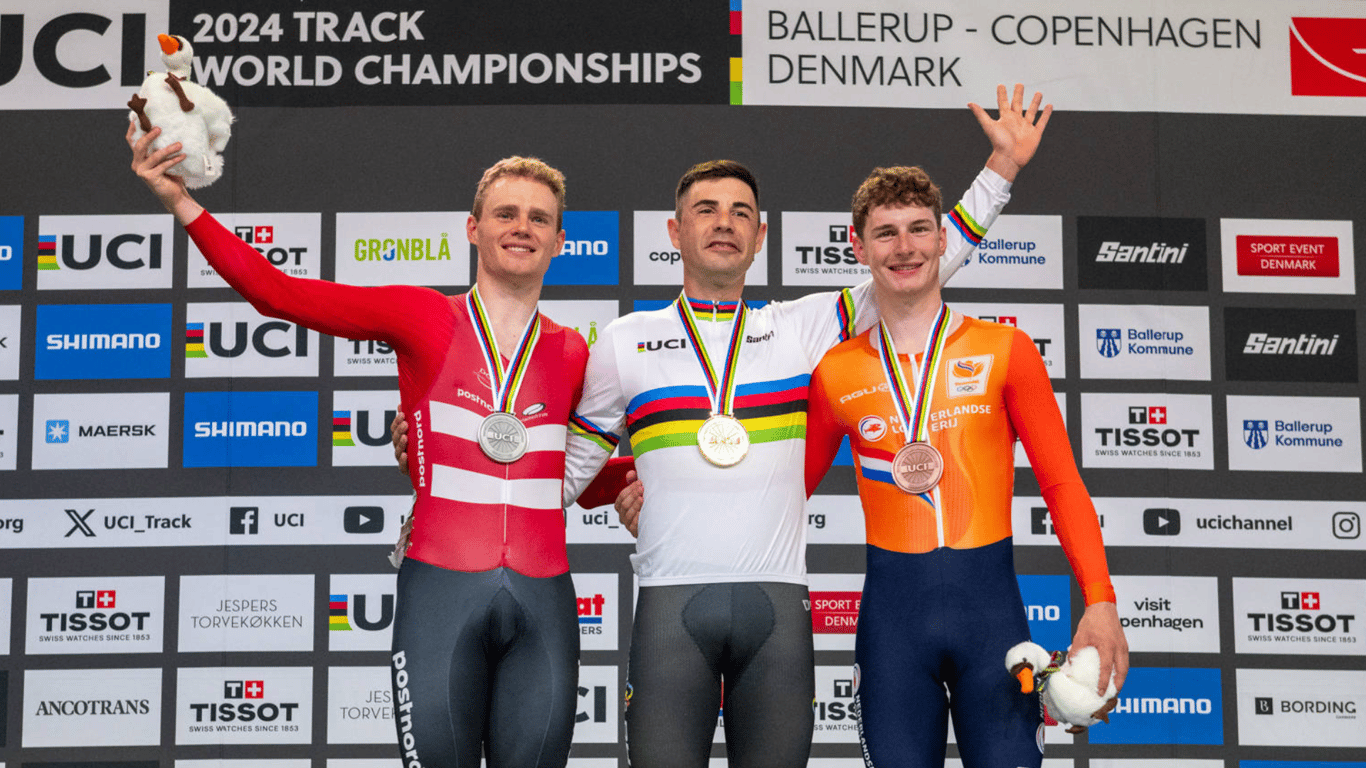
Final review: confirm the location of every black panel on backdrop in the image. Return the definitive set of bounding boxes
[167,0,731,106]
[1076,216,1208,291]
[21,764,160,768]
[1225,307,1358,383]
[0,669,6,747]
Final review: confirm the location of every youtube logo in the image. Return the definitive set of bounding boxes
[344,506,385,534]
[1144,508,1181,536]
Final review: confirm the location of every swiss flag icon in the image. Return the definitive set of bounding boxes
[1290,18,1366,96]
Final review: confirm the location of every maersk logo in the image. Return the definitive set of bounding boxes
[183,391,318,468]
[545,211,619,285]
[45,420,69,443]
[1090,667,1223,744]
[34,304,172,380]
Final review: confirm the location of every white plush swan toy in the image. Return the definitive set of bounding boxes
[1005,641,1119,733]
[127,33,234,188]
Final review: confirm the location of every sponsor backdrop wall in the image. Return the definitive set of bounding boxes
[1,0,1363,766]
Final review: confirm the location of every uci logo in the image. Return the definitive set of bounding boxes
[636,338,686,352]
[0,10,155,95]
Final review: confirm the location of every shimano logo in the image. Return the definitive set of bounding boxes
[46,333,161,350]
[1113,696,1212,714]
[194,421,308,438]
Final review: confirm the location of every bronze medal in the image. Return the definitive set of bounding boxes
[891,441,943,494]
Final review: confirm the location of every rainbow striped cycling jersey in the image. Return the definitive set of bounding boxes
[561,169,1012,587]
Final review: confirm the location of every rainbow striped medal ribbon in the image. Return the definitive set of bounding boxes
[676,294,750,467]
[466,285,542,463]
[874,304,953,494]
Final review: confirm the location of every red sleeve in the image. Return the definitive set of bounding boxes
[185,211,453,400]
[575,456,637,509]
[804,356,846,499]
[1003,330,1116,605]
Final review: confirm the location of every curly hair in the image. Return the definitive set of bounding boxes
[851,165,942,238]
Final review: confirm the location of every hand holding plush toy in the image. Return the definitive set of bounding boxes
[1005,641,1119,733]
[127,34,234,189]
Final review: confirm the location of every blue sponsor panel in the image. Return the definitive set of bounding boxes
[183,391,318,467]
[1090,667,1223,745]
[544,211,619,285]
[0,216,20,289]
[1242,763,1366,768]
[1016,574,1071,651]
[34,304,172,380]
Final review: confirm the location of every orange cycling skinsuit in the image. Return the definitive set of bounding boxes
[805,314,1115,768]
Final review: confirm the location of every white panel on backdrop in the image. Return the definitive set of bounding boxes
[812,665,859,743]
[326,762,401,768]
[31,392,169,469]
[0,394,15,471]
[1235,668,1366,746]
[809,573,863,651]
[567,502,638,544]
[178,574,314,652]
[334,334,400,377]
[328,666,393,744]
[188,213,323,286]
[634,210,768,286]
[331,390,401,466]
[185,302,320,377]
[1111,575,1220,653]
[0,305,18,380]
[334,211,471,287]
[0,2,170,110]
[23,668,162,747]
[1221,218,1355,294]
[1227,395,1362,473]
[741,1,1366,117]
[954,302,1065,377]
[947,215,1063,290]
[1080,393,1214,469]
[179,762,311,768]
[574,665,619,743]
[36,214,174,289]
[1078,305,1211,380]
[26,575,164,654]
[1232,577,1365,655]
[0,578,10,655]
[176,666,313,744]
[1014,497,1366,550]
[1092,761,1223,768]
[779,211,862,287]
[328,574,397,651]
[0,496,414,548]
[571,572,621,651]
[539,299,621,350]
[806,494,866,544]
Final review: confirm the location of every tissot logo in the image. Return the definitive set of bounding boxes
[35,304,172,380]
[1076,216,1207,291]
[1234,578,1364,655]
[1225,307,1357,383]
[811,666,859,743]
[27,576,164,655]
[1082,393,1214,470]
[545,211,620,285]
[190,212,323,286]
[1291,17,1366,97]
[190,680,299,722]
[176,666,312,744]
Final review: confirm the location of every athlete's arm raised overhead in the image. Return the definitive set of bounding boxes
[1003,327,1128,693]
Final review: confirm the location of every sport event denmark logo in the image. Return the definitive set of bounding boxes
[1290,18,1366,97]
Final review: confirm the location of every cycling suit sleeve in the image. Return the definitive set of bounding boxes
[562,318,629,507]
[804,356,847,499]
[939,167,1012,285]
[574,456,637,510]
[1004,329,1116,605]
[183,211,451,398]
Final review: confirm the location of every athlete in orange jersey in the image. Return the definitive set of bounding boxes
[803,107,1127,768]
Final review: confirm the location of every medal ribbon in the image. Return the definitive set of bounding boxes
[466,285,542,413]
[675,293,748,417]
[874,304,953,444]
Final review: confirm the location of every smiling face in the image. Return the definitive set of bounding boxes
[668,176,767,291]
[467,175,565,290]
[852,202,947,301]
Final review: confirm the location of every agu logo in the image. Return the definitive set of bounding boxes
[1244,420,1270,450]
[545,211,619,285]
[1289,18,1366,97]
[1097,329,1122,358]
[183,391,317,468]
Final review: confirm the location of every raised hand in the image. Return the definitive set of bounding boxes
[970,83,1053,182]
[126,121,203,224]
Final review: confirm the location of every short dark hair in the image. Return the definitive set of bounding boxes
[851,166,943,239]
[675,160,760,215]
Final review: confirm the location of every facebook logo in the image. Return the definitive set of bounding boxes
[230,507,259,535]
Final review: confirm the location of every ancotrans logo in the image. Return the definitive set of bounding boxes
[545,211,619,285]
[185,303,318,378]
[1289,18,1366,97]
[0,215,21,289]
[1220,219,1355,295]
[36,215,174,289]
[1235,578,1364,655]
[334,211,470,287]
[183,391,317,468]
[23,668,162,747]
[1225,307,1357,384]
[1089,668,1222,745]
[1076,216,1207,291]
[35,304,171,380]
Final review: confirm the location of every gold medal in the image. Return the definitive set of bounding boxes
[891,441,943,494]
[697,414,750,467]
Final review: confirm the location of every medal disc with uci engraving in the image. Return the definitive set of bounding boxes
[479,411,528,463]
[891,441,943,494]
[697,414,749,467]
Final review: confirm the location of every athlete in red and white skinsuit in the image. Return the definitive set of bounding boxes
[129,123,595,768]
